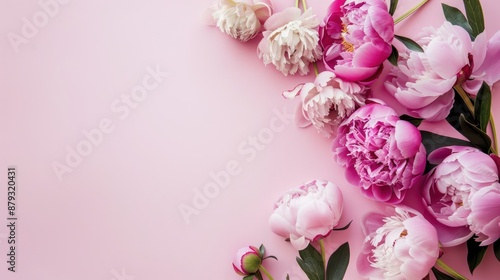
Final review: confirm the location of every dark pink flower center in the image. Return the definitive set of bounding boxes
[455,53,474,86]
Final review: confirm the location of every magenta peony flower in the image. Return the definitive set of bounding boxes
[385,22,500,121]
[468,185,500,245]
[269,180,343,250]
[207,0,273,42]
[319,0,394,83]
[283,71,367,137]
[357,207,440,280]
[333,103,426,203]
[423,146,500,245]
[258,7,323,76]
[232,246,262,276]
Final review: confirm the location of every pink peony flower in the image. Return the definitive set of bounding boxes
[423,146,500,245]
[468,185,500,245]
[269,180,343,250]
[319,0,394,83]
[385,22,500,121]
[423,146,498,226]
[333,103,426,203]
[207,0,273,42]
[283,71,367,137]
[357,207,440,280]
[258,7,323,76]
[232,246,262,276]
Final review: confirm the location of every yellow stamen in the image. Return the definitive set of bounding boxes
[341,24,354,52]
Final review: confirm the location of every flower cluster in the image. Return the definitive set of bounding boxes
[207,0,500,279]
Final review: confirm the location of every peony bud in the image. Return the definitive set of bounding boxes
[232,246,262,276]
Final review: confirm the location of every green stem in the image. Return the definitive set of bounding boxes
[394,0,429,25]
[301,0,307,11]
[259,265,274,280]
[313,62,319,76]
[319,239,326,270]
[454,85,475,116]
[295,0,299,8]
[490,114,499,155]
[435,259,469,280]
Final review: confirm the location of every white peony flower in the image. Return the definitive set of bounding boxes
[283,71,367,137]
[258,7,322,76]
[208,0,273,42]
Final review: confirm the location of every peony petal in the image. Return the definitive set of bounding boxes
[334,64,378,82]
[475,31,500,85]
[295,105,312,128]
[425,36,469,79]
[296,200,335,240]
[365,5,394,43]
[269,211,297,238]
[263,7,301,30]
[290,234,309,251]
[352,42,391,68]
[394,120,422,158]
[283,83,304,99]
[252,0,273,23]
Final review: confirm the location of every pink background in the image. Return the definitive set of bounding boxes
[1,0,500,279]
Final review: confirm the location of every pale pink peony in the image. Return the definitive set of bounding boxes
[468,185,500,245]
[357,207,440,280]
[423,146,500,245]
[333,104,426,203]
[319,0,394,83]
[385,22,500,121]
[423,146,498,226]
[258,7,323,76]
[207,0,273,42]
[283,71,367,137]
[269,180,343,250]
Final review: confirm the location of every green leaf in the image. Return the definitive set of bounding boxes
[331,221,352,231]
[420,131,472,155]
[459,114,492,153]
[326,242,350,280]
[467,237,488,274]
[388,45,399,66]
[420,130,473,173]
[431,267,455,280]
[263,255,278,261]
[400,114,423,127]
[463,0,485,37]
[297,244,325,280]
[394,35,424,52]
[442,4,474,38]
[446,89,475,132]
[389,0,399,16]
[473,82,491,132]
[259,244,265,258]
[494,239,500,262]
[243,275,254,280]
[255,270,263,280]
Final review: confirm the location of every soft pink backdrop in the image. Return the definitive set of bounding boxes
[0,0,499,279]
